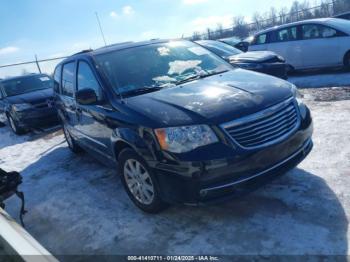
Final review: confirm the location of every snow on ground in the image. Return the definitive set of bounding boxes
[0,88,349,258]
[289,70,350,88]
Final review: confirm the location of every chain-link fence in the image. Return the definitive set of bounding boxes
[0,56,67,79]
[191,0,350,40]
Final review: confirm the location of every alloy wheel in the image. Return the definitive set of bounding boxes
[123,159,155,205]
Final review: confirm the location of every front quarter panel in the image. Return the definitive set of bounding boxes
[111,126,159,164]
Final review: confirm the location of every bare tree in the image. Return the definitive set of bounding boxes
[299,1,313,19]
[216,23,224,39]
[290,1,301,22]
[252,12,262,31]
[269,7,278,25]
[279,7,289,24]
[333,0,350,14]
[206,28,212,40]
[320,0,333,17]
[232,16,249,39]
[191,31,201,41]
[189,0,350,42]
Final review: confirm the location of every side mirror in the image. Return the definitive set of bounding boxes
[236,42,249,52]
[76,88,98,105]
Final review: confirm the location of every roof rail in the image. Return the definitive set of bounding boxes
[95,42,134,51]
[72,49,93,56]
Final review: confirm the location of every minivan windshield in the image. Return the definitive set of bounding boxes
[1,75,53,97]
[95,41,232,96]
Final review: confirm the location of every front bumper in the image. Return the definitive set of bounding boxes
[152,107,313,205]
[199,138,312,203]
[13,107,59,129]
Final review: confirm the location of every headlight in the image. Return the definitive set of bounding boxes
[291,84,308,118]
[235,63,263,70]
[277,55,285,62]
[155,125,218,153]
[12,103,32,111]
[291,84,303,105]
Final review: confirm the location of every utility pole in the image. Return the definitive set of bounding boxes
[34,55,42,74]
[95,12,107,47]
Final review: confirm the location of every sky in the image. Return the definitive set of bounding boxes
[0,0,296,77]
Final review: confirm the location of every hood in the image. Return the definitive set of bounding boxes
[229,51,280,63]
[6,88,54,105]
[124,69,293,127]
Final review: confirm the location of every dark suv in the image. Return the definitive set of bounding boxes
[0,74,58,134]
[54,40,313,213]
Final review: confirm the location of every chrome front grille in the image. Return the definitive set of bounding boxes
[222,98,299,148]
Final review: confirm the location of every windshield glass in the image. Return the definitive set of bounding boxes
[1,75,53,97]
[220,37,241,45]
[329,18,350,33]
[94,41,232,96]
[197,41,243,58]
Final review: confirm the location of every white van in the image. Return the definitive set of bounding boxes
[249,18,350,70]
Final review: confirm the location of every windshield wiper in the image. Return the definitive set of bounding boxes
[203,70,229,77]
[175,70,229,86]
[175,74,202,85]
[121,85,165,97]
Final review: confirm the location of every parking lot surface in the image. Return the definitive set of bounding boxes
[1,87,349,257]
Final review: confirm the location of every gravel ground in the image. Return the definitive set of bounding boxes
[0,87,349,258]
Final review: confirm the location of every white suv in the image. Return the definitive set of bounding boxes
[249,18,350,71]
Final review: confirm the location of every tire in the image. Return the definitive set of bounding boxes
[344,52,350,70]
[118,148,168,213]
[7,115,26,135]
[63,124,83,153]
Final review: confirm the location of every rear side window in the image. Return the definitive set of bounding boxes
[276,26,297,42]
[256,34,267,44]
[302,24,337,39]
[77,61,103,100]
[62,62,75,97]
[53,65,62,93]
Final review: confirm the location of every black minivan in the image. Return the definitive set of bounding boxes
[54,39,313,212]
[0,74,58,134]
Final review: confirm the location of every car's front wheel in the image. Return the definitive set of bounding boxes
[118,148,168,213]
[7,115,26,135]
[63,125,82,153]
